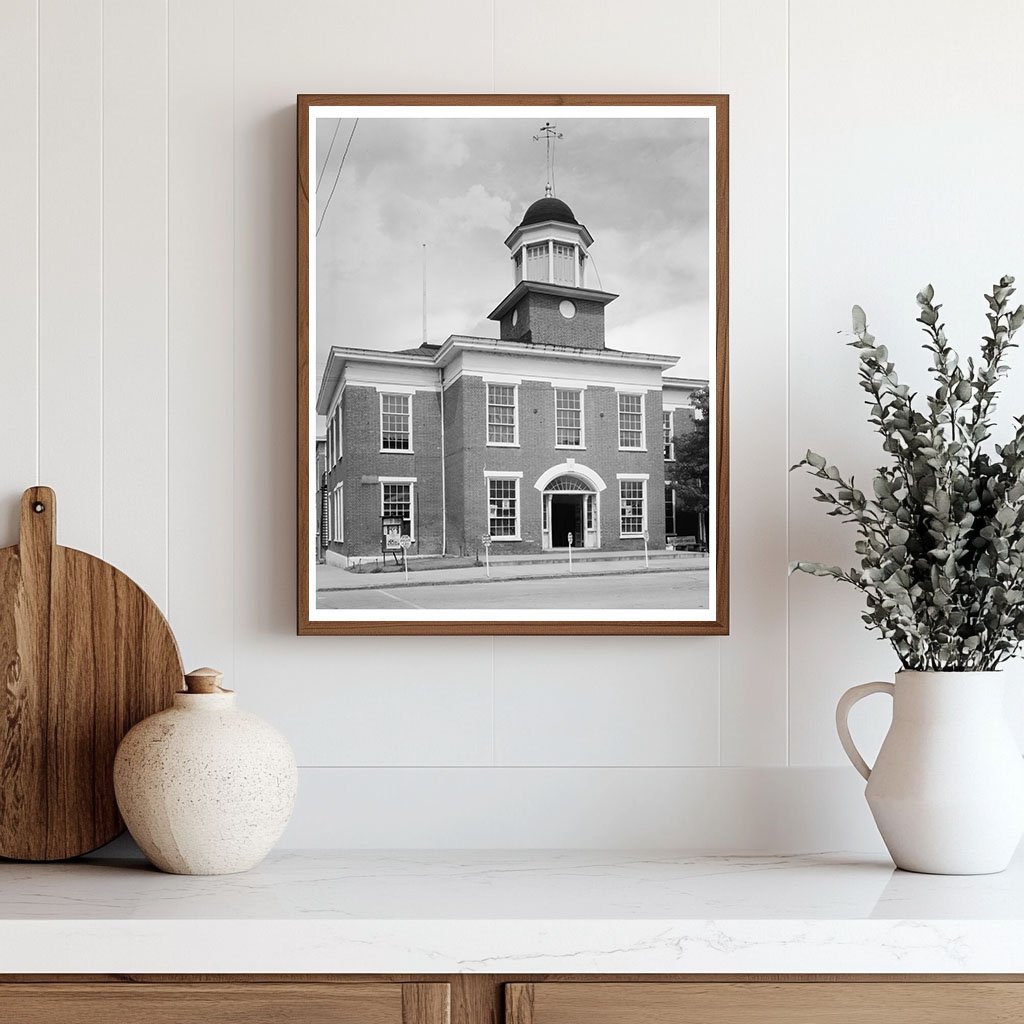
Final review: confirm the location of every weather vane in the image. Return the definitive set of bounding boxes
[533,122,563,197]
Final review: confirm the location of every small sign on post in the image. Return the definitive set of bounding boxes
[399,534,412,583]
[381,515,404,564]
[642,529,650,569]
[567,531,574,573]
[481,533,492,577]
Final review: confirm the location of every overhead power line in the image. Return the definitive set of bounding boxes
[316,118,359,237]
[315,119,342,192]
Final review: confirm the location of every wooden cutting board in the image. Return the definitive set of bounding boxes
[0,486,183,861]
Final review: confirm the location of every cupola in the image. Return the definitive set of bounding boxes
[504,190,595,290]
[487,125,617,351]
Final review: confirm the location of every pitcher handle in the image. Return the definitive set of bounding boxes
[836,681,895,780]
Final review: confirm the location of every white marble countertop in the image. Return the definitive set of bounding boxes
[3,849,1024,974]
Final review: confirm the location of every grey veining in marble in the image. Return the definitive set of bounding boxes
[2,850,1023,973]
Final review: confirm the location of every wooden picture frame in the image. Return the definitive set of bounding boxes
[298,94,728,636]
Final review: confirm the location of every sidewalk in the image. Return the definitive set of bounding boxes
[316,549,709,591]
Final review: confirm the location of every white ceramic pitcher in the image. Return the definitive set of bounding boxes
[837,670,1024,874]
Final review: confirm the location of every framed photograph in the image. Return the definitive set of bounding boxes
[298,94,728,636]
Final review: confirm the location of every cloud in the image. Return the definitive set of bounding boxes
[314,114,711,373]
[607,303,711,379]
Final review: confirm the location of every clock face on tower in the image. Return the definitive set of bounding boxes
[559,300,576,319]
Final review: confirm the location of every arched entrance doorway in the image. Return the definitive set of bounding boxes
[535,462,607,551]
[543,476,597,549]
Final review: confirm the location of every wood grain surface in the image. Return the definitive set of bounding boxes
[0,486,183,861]
[505,981,1024,1024]
[1,976,1021,1023]
[0,982,449,1024]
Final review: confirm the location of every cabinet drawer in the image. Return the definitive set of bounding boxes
[506,981,1024,1023]
[0,982,449,1024]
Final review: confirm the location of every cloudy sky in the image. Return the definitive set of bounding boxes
[313,114,711,384]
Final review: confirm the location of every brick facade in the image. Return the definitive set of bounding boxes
[326,375,679,560]
[498,288,609,350]
[325,385,445,559]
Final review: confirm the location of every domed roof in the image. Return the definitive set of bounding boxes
[519,195,578,227]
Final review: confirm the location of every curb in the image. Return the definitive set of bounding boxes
[317,563,708,593]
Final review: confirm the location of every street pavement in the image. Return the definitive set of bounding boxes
[317,567,710,611]
[317,550,708,591]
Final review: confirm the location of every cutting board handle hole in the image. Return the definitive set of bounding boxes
[31,502,45,513]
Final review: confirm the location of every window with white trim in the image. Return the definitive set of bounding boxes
[329,406,342,466]
[665,485,676,535]
[488,477,520,539]
[381,482,414,538]
[618,393,645,450]
[380,393,411,451]
[332,483,344,542]
[487,383,518,445]
[555,388,583,447]
[619,479,646,536]
[663,410,674,460]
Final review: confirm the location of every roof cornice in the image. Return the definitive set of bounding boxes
[315,347,436,414]
[435,335,678,370]
[503,218,595,250]
[316,336,683,414]
[487,280,618,322]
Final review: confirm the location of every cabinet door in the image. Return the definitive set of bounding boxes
[0,981,449,1024]
[506,981,1024,1024]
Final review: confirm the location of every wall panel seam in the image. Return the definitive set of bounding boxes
[35,0,40,485]
[784,0,792,767]
[165,0,170,614]
[100,0,105,558]
[231,0,237,684]
[716,0,723,767]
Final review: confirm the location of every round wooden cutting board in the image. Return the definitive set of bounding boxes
[0,486,183,861]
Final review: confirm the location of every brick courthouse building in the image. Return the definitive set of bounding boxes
[316,190,706,564]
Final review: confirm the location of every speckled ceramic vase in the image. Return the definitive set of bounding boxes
[113,667,298,875]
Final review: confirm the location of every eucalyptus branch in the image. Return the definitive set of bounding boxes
[792,280,1024,672]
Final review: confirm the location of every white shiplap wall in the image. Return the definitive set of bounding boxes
[1,0,1020,850]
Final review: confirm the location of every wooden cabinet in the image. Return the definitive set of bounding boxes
[6,976,1024,1023]
[505,981,1024,1024]
[0,982,449,1024]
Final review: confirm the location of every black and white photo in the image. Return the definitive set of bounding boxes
[297,96,728,635]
